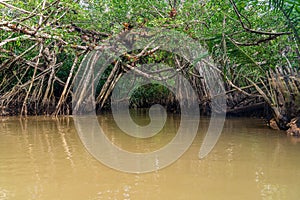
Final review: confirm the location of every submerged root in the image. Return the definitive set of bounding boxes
[287,117,300,136]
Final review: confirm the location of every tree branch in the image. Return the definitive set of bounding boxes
[230,0,291,36]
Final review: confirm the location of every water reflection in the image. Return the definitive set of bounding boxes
[0,115,299,200]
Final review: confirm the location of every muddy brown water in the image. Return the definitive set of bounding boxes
[0,113,300,200]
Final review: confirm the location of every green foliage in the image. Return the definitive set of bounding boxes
[130,83,171,108]
[269,0,300,44]
[0,0,298,114]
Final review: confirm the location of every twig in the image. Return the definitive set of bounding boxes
[229,34,280,46]
[0,1,31,14]
[229,0,291,36]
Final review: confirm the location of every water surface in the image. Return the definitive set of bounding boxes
[0,114,300,200]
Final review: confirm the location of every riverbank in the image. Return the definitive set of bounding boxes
[0,103,299,136]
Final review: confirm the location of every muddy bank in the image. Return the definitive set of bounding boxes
[1,96,297,137]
